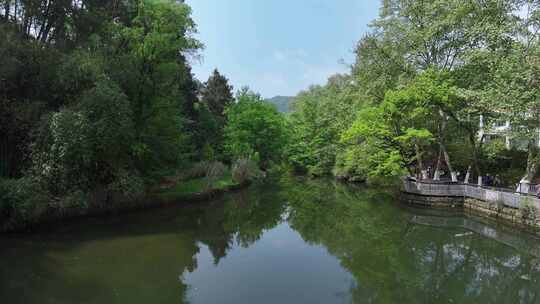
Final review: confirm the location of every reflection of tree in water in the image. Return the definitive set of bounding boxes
[194,181,288,264]
[0,184,287,304]
[406,225,540,303]
[0,214,201,304]
[224,185,287,247]
[193,202,234,265]
[282,177,540,303]
[3,178,540,303]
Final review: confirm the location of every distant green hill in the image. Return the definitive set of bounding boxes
[266,96,294,113]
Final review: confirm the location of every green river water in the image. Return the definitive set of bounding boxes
[1,177,540,303]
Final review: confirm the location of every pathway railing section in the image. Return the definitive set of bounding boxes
[402,178,540,209]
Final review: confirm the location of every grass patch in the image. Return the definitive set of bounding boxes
[155,175,237,201]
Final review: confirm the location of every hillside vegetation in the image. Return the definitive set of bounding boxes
[266,96,294,113]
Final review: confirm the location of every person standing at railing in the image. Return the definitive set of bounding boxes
[484,174,492,187]
[493,175,502,187]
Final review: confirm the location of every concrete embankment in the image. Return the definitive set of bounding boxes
[401,179,540,232]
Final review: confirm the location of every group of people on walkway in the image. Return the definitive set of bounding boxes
[482,174,503,187]
[422,166,502,187]
[414,167,540,198]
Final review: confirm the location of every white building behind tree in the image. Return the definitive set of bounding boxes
[479,115,540,150]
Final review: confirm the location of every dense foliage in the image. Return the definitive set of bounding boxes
[287,74,361,176]
[2,0,540,228]
[224,89,289,168]
[0,0,288,228]
[287,0,540,186]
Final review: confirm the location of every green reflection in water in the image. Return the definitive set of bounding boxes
[1,176,540,304]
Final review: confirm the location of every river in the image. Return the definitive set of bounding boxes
[1,176,540,303]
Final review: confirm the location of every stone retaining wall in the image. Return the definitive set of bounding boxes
[400,191,463,208]
[401,179,540,230]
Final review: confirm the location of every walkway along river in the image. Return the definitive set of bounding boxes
[401,178,540,232]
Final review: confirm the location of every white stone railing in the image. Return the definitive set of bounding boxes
[402,178,540,209]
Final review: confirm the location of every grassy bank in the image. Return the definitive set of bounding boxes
[0,161,258,232]
[154,175,237,202]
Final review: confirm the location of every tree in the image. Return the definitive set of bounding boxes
[287,0,524,184]
[224,88,289,168]
[374,0,518,71]
[101,0,202,176]
[287,74,362,176]
[487,46,540,186]
[2,0,203,191]
[201,69,234,121]
[341,71,471,182]
[30,78,137,195]
[477,1,540,187]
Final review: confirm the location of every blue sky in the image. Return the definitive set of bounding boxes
[185,0,380,98]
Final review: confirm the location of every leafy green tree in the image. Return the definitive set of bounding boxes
[475,2,540,185]
[100,0,202,177]
[287,74,362,176]
[341,71,471,182]
[224,88,289,168]
[487,47,540,184]
[31,79,137,195]
[287,0,526,183]
[0,23,64,177]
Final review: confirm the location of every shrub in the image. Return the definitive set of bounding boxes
[232,158,261,184]
[201,143,216,161]
[53,190,89,214]
[31,109,93,194]
[0,178,50,229]
[30,79,137,196]
[333,144,368,182]
[182,161,211,180]
[204,162,227,190]
[108,169,145,199]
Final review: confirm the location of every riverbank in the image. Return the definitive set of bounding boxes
[401,178,540,233]
[0,177,251,233]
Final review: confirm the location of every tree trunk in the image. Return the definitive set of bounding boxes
[517,142,540,193]
[4,1,10,20]
[468,132,482,179]
[464,165,471,184]
[524,143,539,181]
[415,143,427,180]
[37,2,51,42]
[434,147,442,180]
[436,110,457,182]
[442,143,457,182]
